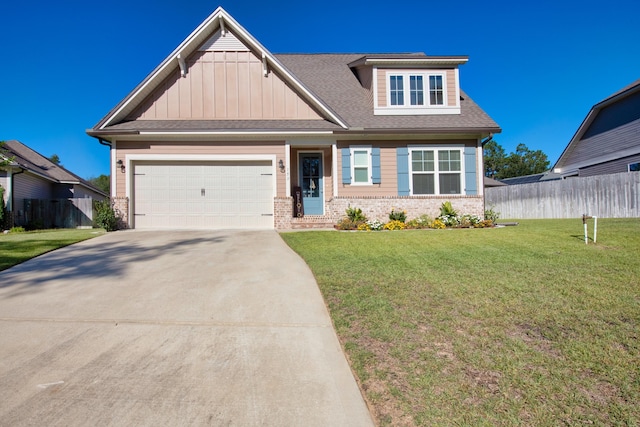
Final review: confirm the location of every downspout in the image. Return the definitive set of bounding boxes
[481,133,494,147]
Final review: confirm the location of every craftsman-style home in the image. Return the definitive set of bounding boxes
[87,7,500,230]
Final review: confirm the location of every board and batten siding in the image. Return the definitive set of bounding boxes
[114,141,286,199]
[485,172,640,219]
[376,69,457,108]
[128,50,322,121]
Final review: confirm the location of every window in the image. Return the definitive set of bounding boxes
[410,148,462,194]
[629,162,640,172]
[388,73,444,107]
[351,147,372,184]
[429,75,444,105]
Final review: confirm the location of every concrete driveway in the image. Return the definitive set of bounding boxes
[0,230,373,426]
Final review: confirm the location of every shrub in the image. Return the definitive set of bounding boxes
[406,214,432,229]
[367,219,385,231]
[388,208,407,223]
[459,214,482,228]
[94,199,118,231]
[0,185,9,230]
[439,201,458,217]
[484,205,500,223]
[9,226,25,233]
[345,206,367,223]
[384,220,406,231]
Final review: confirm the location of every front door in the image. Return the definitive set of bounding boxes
[299,153,323,215]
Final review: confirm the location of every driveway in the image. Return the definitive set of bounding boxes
[0,230,373,426]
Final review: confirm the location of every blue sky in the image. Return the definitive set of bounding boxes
[2,0,638,179]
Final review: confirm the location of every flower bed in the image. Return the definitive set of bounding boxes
[335,202,497,231]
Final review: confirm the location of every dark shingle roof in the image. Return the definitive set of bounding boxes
[1,140,107,195]
[276,54,500,132]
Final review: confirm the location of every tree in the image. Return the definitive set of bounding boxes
[500,143,550,179]
[49,154,61,166]
[0,141,14,168]
[87,174,110,194]
[483,140,550,179]
[483,140,507,178]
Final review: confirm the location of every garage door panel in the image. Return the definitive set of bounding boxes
[134,161,274,229]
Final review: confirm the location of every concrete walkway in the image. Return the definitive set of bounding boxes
[0,230,373,426]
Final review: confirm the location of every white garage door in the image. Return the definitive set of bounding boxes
[133,161,274,229]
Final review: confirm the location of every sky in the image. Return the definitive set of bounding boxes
[2,0,639,179]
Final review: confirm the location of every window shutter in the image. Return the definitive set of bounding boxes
[371,147,381,184]
[341,148,351,184]
[464,146,477,195]
[397,147,410,196]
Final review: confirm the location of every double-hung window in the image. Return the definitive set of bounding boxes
[410,148,462,194]
[387,73,445,107]
[351,146,372,184]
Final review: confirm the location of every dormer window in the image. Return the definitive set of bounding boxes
[387,73,445,108]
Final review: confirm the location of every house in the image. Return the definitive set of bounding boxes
[497,171,561,186]
[87,7,500,230]
[0,140,107,227]
[553,78,640,178]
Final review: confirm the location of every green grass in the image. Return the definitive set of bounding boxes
[0,229,106,271]
[281,219,640,426]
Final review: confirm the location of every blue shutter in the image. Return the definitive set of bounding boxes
[371,147,381,184]
[341,148,351,184]
[397,147,410,196]
[464,146,477,195]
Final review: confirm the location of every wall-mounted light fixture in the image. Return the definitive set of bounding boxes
[117,159,125,173]
[278,159,285,173]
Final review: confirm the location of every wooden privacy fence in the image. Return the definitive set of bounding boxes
[22,198,94,228]
[485,172,640,219]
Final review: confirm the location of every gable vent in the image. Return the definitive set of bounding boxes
[199,29,249,52]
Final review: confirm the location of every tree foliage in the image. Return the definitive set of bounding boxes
[484,140,550,179]
[49,154,61,165]
[87,174,110,194]
[0,141,14,168]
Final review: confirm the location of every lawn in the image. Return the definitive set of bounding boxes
[281,219,640,426]
[0,229,105,271]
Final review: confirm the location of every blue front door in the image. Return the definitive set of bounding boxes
[299,153,323,215]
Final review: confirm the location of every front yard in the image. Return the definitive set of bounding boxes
[0,229,105,271]
[281,219,640,426]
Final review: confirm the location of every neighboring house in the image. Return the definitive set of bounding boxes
[498,171,561,186]
[87,7,500,230]
[0,140,107,227]
[554,78,640,178]
[483,176,507,188]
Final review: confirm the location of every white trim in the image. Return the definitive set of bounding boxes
[476,140,484,196]
[454,68,461,108]
[628,161,640,172]
[350,146,373,185]
[139,131,335,137]
[125,154,277,227]
[285,142,291,197]
[375,106,461,115]
[408,145,465,196]
[111,140,117,198]
[372,66,379,109]
[332,143,338,197]
[360,58,468,66]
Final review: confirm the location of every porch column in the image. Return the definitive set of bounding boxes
[332,142,338,197]
[285,142,291,197]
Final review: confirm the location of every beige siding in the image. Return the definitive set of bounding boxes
[115,141,287,198]
[447,69,457,106]
[376,68,459,107]
[337,141,398,197]
[128,50,322,120]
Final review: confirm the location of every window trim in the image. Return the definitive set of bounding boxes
[350,146,372,185]
[386,72,446,108]
[408,145,465,195]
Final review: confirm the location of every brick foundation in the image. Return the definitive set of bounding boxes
[112,197,129,229]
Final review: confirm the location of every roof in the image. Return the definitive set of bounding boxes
[88,7,500,139]
[553,78,640,173]
[483,176,507,187]
[498,171,562,185]
[0,140,107,196]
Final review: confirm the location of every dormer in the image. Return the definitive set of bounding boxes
[349,54,468,116]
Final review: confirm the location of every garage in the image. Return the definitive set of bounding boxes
[133,161,275,229]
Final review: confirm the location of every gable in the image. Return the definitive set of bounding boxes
[127,29,323,121]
